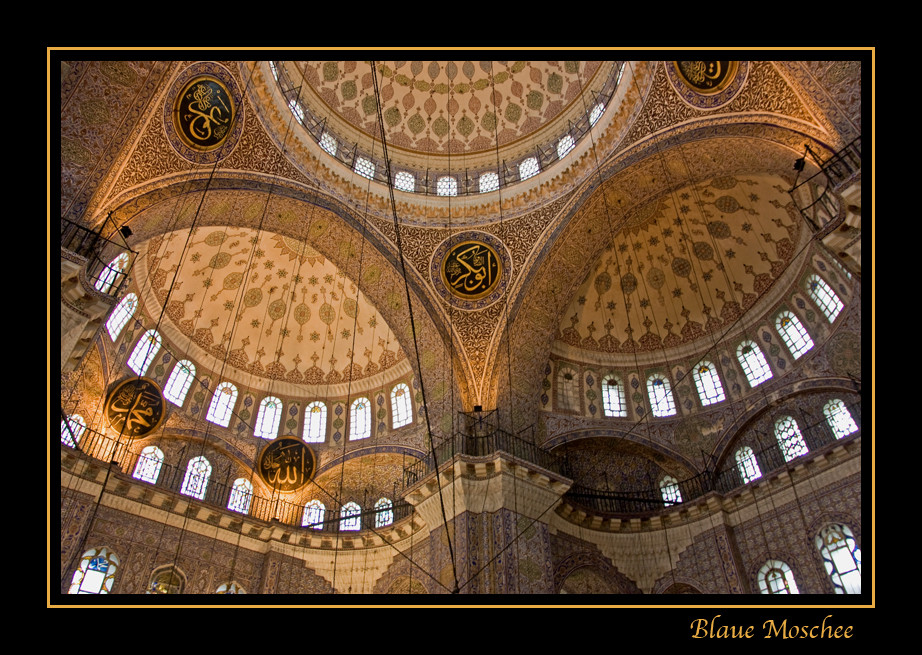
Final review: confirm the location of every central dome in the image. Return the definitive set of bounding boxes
[291,61,607,157]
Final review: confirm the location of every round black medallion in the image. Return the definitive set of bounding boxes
[104,377,166,439]
[440,240,502,301]
[173,76,235,150]
[257,437,316,492]
[675,61,737,93]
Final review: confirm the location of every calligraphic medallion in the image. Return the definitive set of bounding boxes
[664,61,747,110]
[431,231,511,310]
[104,377,166,439]
[257,437,316,492]
[674,61,737,93]
[173,76,235,150]
[164,63,244,164]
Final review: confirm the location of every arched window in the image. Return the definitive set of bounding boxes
[589,102,605,126]
[736,446,762,483]
[254,396,283,439]
[479,171,499,193]
[227,478,253,514]
[302,500,326,529]
[304,401,327,443]
[692,361,726,406]
[737,341,773,387]
[354,156,375,180]
[602,375,627,417]
[556,366,581,413]
[374,498,394,527]
[437,175,458,196]
[163,360,196,406]
[519,156,539,181]
[148,566,185,594]
[394,171,415,192]
[216,582,246,594]
[775,416,809,462]
[557,134,575,159]
[776,311,814,360]
[391,383,412,429]
[94,252,129,294]
[647,374,676,417]
[61,414,86,447]
[68,547,119,594]
[340,501,361,531]
[817,524,861,594]
[106,293,137,341]
[660,476,682,506]
[349,397,371,440]
[132,446,164,484]
[319,131,337,156]
[127,329,161,376]
[824,399,858,439]
[206,382,237,427]
[758,560,800,594]
[807,274,844,323]
[180,456,212,500]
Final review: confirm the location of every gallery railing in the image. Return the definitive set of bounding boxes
[61,216,136,299]
[789,136,861,233]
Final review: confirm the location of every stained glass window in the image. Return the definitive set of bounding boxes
[254,396,282,439]
[519,157,539,181]
[304,401,327,443]
[824,399,858,439]
[61,414,86,447]
[216,582,246,594]
[355,156,375,180]
[288,98,304,122]
[660,476,682,506]
[736,446,762,483]
[319,131,337,156]
[133,445,164,484]
[95,252,129,294]
[817,524,861,594]
[106,293,137,341]
[302,500,325,529]
[758,560,800,594]
[557,366,581,413]
[775,416,809,462]
[180,456,212,500]
[206,382,237,427]
[647,374,676,417]
[737,341,773,387]
[340,501,361,531]
[374,498,394,527]
[602,375,627,417]
[776,311,814,360]
[395,171,415,192]
[69,547,119,594]
[227,478,253,514]
[391,383,412,429]
[479,171,499,193]
[557,134,575,159]
[437,175,458,196]
[163,360,196,406]
[807,274,844,323]
[127,329,161,376]
[350,397,371,440]
[589,103,605,126]
[693,361,726,406]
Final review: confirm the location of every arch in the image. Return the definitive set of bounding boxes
[68,547,119,594]
[148,565,186,594]
[216,581,247,594]
[807,273,844,322]
[349,397,371,440]
[106,292,137,341]
[736,340,773,388]
[303,401,327,443]
[757,560,800,594]
[254,396,282,439]
[816,523,861,594]
[776,310,814,360]
[180,456,212,500]
[163,360,195,406]
[556,365,581,413]
[390,383,412,429]
[692,361,725,406]
[206,382,237,427]
[132,445,164,484]
[127,329,161,376]
[646,374,676,417]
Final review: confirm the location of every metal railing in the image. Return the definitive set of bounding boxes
[61,216,137,299]
[790,137,861,233]
[564,400,861,517]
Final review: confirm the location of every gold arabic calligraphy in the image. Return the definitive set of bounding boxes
[105,379,164,438]
[443,242,501,299]
[177,79,233,149]
[259,439,314,491]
